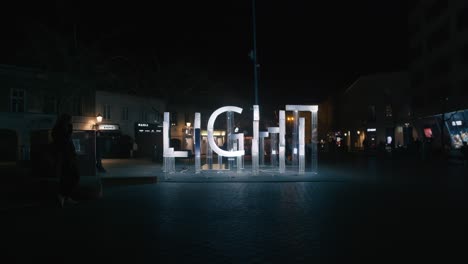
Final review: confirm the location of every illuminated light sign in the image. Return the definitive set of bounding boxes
[367,128,376,132]
[138,123,149,127]
[98,124,119,130]
[162,104,319,174]
[452,120,463,126]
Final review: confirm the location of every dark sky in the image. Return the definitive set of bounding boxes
[3,0,408,103]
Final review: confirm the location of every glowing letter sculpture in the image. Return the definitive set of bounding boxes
[279,110,286,173]
[226,111,235,170]
[194,113,201,174]
[207,106,245,158]
[268,127,279,167]
[206,140,213,169]
[259,131,269,166]
[285,105,319,173]
[292,110,299,166]
[232,133,244,172]
[252,105,260,175]
[299,117,305,174]
[163,112,188,174]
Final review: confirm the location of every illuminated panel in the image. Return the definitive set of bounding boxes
[194,112,201,174]
[252,105,260,174]
[299,117,305,174]
[279,110,286,173]
[207,106,245,157]
[285,105,318,112]
[268,127,279,167]
[285,105,319,173]
[259,131,269,166]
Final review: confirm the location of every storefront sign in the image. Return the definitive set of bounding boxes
[135,123,161,133]
[98,124,119,130]
[367,128,376,132]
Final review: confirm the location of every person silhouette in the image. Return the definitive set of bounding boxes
[52,114,79,207]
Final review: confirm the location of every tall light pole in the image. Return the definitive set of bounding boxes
[251,0,259,105]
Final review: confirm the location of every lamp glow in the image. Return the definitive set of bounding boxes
[96,114,103,123]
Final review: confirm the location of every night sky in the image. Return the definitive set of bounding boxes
[3,0,408,104]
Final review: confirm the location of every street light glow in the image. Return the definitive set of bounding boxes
[96,113,103,123]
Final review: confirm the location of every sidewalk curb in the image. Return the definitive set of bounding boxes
[101,176,158,186]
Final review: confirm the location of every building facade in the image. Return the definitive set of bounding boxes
[409,0,468,149]
[0,64,166,161]
[94,90,166,158]
[0,64,96,161]
[336,72,414,150]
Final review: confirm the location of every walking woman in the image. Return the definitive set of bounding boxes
[52,114,80,207]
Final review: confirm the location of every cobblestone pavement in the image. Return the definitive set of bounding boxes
[2,159,466,263]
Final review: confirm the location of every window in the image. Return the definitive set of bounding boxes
[121,107,129,121]
[385,104,393,118]
[140,109,148,122]
[72,96,82,116]
[154,110,161,123]
[170,112,177,126]
[10,89,25,112]
[103,104,111,120]
[43,95,56,114]
[368,105,376,123]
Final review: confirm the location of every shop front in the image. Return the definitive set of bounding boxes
[134,122,163,160]
[200,130,225,155]
[414,109,468,150]
[365,128,377,149]
[97,124,122,158]
[444,109,468,149]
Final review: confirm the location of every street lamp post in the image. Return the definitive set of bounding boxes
[95,113,106,173]
[251,0,259,105]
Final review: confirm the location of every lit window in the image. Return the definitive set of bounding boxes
[170,112,177,126]
[103,104,111,120]
[121,107,129,121]
[385,105,393,117]
[368,105,376,122]
[140,110,148,122]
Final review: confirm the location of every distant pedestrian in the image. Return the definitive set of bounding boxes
[52,114,79,207]
[132,141,139,158]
